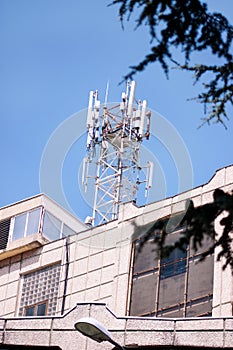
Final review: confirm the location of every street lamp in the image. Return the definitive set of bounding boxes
[74,317,125,349]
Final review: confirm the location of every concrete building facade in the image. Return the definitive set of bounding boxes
[0,165,233,349]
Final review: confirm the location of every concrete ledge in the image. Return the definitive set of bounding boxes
[1,303,233,349]
[0,234,49,261]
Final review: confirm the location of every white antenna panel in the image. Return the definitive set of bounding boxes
[86,91,94,128]
[83,80,153,226]
[127,80,136,117]
[147,161,154,189]
[94,100,100,111]
[139,99,147,135]
[134,109,141,128]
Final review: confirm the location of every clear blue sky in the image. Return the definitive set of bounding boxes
[1,0,233,221]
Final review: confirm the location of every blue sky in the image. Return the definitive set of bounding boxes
[1,0,233,222]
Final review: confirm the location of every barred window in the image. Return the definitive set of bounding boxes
[130,217,214,318]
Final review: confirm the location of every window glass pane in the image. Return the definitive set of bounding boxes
[37,302,47,316]
[62,224,75,237]
[130,272,157,316]
[186,299,212,317]
[161,255,186,279]
[161,231,187,279]
[161,247,187,265]
[25,306,35,316]
[26,208,41,236]
[190,235,214,256]
[42,211,61,240]
[159,272,185,310]
[12,213,27,240]
[133,240,158,274]
[187,255,214,300]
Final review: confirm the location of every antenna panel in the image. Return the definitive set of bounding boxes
[83,81,153,226]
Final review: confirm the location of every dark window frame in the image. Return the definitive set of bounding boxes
[129,214,215,317]
[24,300,48,317]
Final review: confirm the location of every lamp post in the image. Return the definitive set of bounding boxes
[74,317,125,349]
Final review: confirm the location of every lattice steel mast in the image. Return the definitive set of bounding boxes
[82,81,153,226]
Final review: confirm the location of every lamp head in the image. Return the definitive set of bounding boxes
[74,317,112,343]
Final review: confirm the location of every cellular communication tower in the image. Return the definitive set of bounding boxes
[82,80,153,226]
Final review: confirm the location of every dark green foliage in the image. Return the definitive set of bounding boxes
[134,188,233,270]
[110,0,233,126]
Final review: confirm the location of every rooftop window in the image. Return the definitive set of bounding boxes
[0,206,76,252]
[12,207,42,241]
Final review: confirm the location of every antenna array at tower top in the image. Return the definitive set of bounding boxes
[82,80,153,227]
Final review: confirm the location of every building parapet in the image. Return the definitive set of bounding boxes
[0,303,233,349]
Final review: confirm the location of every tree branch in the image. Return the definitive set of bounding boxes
[110,0,233,125]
